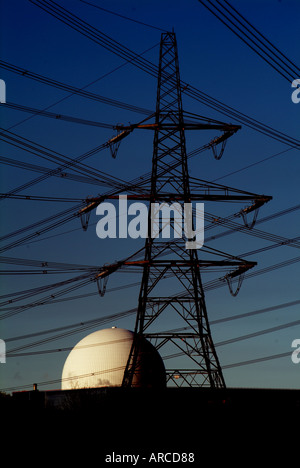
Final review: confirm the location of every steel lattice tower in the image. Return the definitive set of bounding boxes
[121,32,246,388]
[80,32,271,388]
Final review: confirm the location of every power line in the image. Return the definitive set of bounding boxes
[0,131,243,252]
[0,348,293,393]
[222,351,291,369]
[0,120,209,198]
[197,0,300,82]
[79,0,168,33]
[0,278,140,304]
[7,314,299,357]
[6,311,137,355]
[2,101,116,129]
[202,255,300,294]
[0,127,131,190]
[0,202,84,252]
[0,245,146,318]
[0,193,84,203]
[0,366,126,393]
[0,195,297,295]
[3,219,298,276]
[27,0,300,150]
[0,134,215,200]
[1,248,299,319]
[0,60,152,116]
[215,319,300,347]
[5,299,299,354]
[212,299,300,325]
[0,156,116,189]
[222,0,300,75]
[29,0,159,77]
[3,41,159,132]
[5,309,136,343]
[212,148,295,182]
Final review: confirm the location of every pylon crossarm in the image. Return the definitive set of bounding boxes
[80,189,271,204]
[115,122,241,132]
[123,259,256,270]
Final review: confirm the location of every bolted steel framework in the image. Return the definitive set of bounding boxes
[121,32,263,388]
[90,31,272,388]
[76,32,271,387]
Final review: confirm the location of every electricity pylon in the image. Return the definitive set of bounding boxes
[79,32,271,387]
[120,32,271,388]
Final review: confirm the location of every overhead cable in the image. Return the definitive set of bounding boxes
[26,0,300,149]
[79,0,168,33]
[0,60,152,116]
[2,101,116,129]
[198,0,300,82]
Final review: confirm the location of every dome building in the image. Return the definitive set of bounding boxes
[61,327,166,390]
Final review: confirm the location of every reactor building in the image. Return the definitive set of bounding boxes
[61,327,166,389]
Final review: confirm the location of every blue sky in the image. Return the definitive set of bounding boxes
[0,0,299,392]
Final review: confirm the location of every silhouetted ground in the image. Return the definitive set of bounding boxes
[2,387,299,463]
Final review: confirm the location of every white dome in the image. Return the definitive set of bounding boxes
[61,327,165,390]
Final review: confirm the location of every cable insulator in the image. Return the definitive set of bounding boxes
[225,272,245,297]
[108,128,132,158]
[211,139,226,160]
[241,207,259,229]
[80,211,91,231]
[96,275,109,297]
